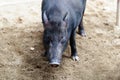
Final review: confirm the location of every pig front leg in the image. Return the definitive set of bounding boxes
[70,30,79,61]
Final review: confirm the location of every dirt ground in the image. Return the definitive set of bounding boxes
[0,0,120,80]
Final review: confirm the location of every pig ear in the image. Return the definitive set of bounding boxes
[43,11,49,24]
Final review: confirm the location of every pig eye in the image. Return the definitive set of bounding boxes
[61,36,66,44]
[60,36,64,39]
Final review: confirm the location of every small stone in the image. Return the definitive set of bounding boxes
[30,47,35,51]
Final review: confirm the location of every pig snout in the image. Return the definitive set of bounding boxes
[49,58,60,67]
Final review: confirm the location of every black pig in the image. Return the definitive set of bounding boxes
[42,0,86,67]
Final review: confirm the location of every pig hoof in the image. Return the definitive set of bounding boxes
[81,33,86,37]
[72,56,79,61]
[78,30,86,37]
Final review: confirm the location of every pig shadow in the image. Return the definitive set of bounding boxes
[22,43,69,80]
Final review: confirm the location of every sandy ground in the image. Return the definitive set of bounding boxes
[0,0,120,80]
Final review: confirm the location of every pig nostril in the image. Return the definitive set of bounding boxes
[49,62,60,67]
[51,64,59,67]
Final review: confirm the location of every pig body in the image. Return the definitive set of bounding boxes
[42,0,86,66]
